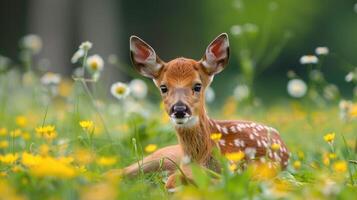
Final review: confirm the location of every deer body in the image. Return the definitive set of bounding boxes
[119,33,289,189]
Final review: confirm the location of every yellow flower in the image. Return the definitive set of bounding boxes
[225,151,245,162]
[96,156,117,166]
[251,162,278,180]
[79,120,94,131]
[328,153,337,159]
[35,125,57,140]
[323,154,330,166]
[145,144,157,153]
[323,132,335,143]
[293,160,301,170]
[297,151,305,160]
[229,163,237,172]
[0,128,7,136]
[0,140,9,149]
[0,153,19,164]
[210,133,222,143]
[271,143,281,151]
[39,144,50,156]
[333,160,347,173]
[349,104,357,117]
[15,116,27,127]
[21,131,31,140]
[74,148,94,165]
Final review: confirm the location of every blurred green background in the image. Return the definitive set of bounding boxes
[0,0,356,102]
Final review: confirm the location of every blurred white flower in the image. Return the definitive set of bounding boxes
[71,49,84,64]
[323,84,339,100]
[230,25,242,36]
[315,47,329,55]
[243,23,259,34]
[129,79,148,99]
[233,84,250,101]
[86,55,104,73]
[111,82,130,100]
[287,79,307,98]
[40,72,61,85]
[21,34,42,54]
[300,55,318,65]
[345,68,357,82]
[108,54,119,65]
[79,41,92,51]
[205,87,215,103]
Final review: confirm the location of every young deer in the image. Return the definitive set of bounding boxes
[121,33,289,189]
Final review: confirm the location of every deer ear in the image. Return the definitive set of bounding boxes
[201,33,230,75]
[130,36,163,78]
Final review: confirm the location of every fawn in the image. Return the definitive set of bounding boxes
[120,33,289,189]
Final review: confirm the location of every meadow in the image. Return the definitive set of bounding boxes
[0,35,356,200]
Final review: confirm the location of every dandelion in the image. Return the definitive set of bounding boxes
[225,151,245,162]
[21,34,42,54]
[0,153,19,164]
[86,54,104,73]
[79,41,92,51]
[129,79,148,99]
[205,87,215,103]
[145,144,157,153]
[287,79,307,98]
[271,143,281,151]
[35,125,57,140]
[0,128,7,136]
[233,84,250,101]
[96,156,117,166]
[299,55,318,65]
[15,115,27,127]
[71,49,85,63]
[110,82,130,100]
[293,160,301,170]
[0,140,9,149]
[315,47,329,55]
[79,120,94,132]
[210,133,222,143]
[323,132,335,144]
[40,72,61,85]
[333,160,347,173]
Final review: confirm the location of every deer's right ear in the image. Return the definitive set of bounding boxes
[130,36,163,79]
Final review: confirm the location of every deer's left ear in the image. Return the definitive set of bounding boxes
[201,33,230,75]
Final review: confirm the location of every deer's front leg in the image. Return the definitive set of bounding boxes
[119,145,183,177]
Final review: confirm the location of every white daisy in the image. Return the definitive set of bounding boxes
[129,79,148,99]
[71,49,84,64]
[299,55,318,65]
[40,72,61,85]
[79,41,92,51]
[21,34,42,54]
[287,79,307,98]
[315,47,329,55]
[86,55,104,73]
[111,82,130,100]
[233,84,250,101]
[205,87,215,103]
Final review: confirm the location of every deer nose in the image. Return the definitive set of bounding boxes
[171,102,190,119]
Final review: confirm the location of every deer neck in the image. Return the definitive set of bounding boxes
[174,109,214,164]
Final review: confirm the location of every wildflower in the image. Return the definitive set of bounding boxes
[145,144,157,153]
[233,84,250,101]
[287,79,307,98]
[229,163,238,172]
[333,160,347,173]
[210,133,222,143]
[297,151,305,160]
[299,55,318,64]
[35,125,57,140]
[79,41,92,51]
[110,82,130,100]
[251,162,278,180]
[315,47,329,55]
[205,87,215,103]
[21,34,42,54]
[0,127,7,136]
[74,148,94,165]
[96,156,117,166]
[86,54,104,73]
[15,115,27,127]
[79,120,94,131]
[271,143,281,151]
[40,72,61,85]
[21,131,31,140]
[293,160,301,170]
[230,25,242,36]
[328,153,337,159]
[0,140,9,149]
[71,49,85,63]
[129,79,148,99]
[39,144,50,156]
[225,151,245,162]
[0,153,19,164]
[323,153,330,166]
[323,132,335,143]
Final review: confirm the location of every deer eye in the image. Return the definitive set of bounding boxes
[160,85,168,93]
[193,83,202,92]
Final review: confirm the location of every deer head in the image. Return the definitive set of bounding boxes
[130,33,230,127]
